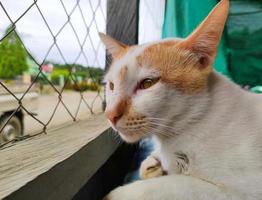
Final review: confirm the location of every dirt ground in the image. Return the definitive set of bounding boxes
[24,91,104,135]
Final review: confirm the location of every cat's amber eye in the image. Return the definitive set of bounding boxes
[139,78,159,90]
[109,82,114,91]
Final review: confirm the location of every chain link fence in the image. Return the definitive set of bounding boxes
[0,0,106,149]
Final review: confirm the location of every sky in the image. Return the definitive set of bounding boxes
[0,0,106,68]
[0,0,165,69]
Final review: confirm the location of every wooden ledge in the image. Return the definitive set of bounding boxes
[0,114,116,199]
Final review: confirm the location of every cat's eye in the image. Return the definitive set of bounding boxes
[138,78,159,90]
[109,82,114,90]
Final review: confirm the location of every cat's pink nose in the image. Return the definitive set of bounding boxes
[105,99,127,125]
[105,110,123,125]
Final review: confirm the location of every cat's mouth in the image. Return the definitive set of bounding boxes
[107,115,150,143]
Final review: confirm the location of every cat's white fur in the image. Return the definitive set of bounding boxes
[105,60,262,200]
[101,0,262,199]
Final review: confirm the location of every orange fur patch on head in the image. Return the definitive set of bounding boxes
[119,96,133,117]
[118,65,128,84]
[137,42,212,93]
[160,39,181,47]
[137,0,229,93]
[110,45,137,69]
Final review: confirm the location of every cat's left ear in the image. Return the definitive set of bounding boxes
[99,32,127,58]
[180,0,229,68]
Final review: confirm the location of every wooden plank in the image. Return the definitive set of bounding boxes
[0,114,110,199]
[6,128,120,200]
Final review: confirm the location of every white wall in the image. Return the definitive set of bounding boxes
[139,0,165,44]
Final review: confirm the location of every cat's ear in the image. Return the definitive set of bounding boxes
[99,32,127,58]
[180,0,229,68]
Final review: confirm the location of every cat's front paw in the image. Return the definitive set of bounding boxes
[139,155,164,179]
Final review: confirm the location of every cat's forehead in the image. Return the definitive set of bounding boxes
[105,44,149,82]
[105,38,182,82]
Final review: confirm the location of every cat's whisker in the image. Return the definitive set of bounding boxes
[146,117,174,122]
[122,123,176,139]
[151,125,202,141]
[146,125,175,138]
[151,129,174,138]
[139,127,150,137]
[148,122,201,140]
[146,118,176,125]
[109,128,123,145]
[115,134,123,146]
[148,125,175,135]
[148,121,178,132]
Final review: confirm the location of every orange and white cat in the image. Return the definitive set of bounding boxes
[100,0,262,199]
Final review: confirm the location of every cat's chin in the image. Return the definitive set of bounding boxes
[109,122,145,143]
[118,131,144,143]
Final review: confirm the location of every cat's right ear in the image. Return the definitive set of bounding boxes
[99,32,127,58]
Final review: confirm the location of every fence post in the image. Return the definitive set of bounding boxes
[102,0,139,111]
[106,0,139,52]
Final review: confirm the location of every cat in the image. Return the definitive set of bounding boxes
[100,0,262,199]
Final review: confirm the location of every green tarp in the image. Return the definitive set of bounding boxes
[162,0,262,87]
[227,0,262,87]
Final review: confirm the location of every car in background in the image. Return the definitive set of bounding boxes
[0,85,38,145]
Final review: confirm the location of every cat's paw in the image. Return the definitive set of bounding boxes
[139,155,164,179]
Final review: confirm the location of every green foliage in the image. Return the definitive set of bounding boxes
[50,67,102,92]
[87,67,104,83]
[0,26,29,79]
[50,69,69,84]
[48,62,104,84]
[74,71,87,79]
[64,81,101,92]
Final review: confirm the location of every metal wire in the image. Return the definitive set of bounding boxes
[0,0,106,149]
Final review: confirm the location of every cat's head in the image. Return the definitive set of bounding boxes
[100,0,229,143]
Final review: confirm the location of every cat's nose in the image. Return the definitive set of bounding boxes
[105,99,127,125]
[105,110,123,125]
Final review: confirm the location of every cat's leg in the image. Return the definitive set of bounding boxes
[104,174,242,200]
[139,155,164,179]
[139,148,166,179]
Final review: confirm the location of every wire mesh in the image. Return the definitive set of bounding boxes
[0,0,106,149]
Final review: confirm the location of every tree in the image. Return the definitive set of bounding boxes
[86,67,104,83]
[50,62,104,84]
[0,26,29,79]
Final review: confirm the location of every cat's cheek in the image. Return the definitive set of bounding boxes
[132,88,159,113]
